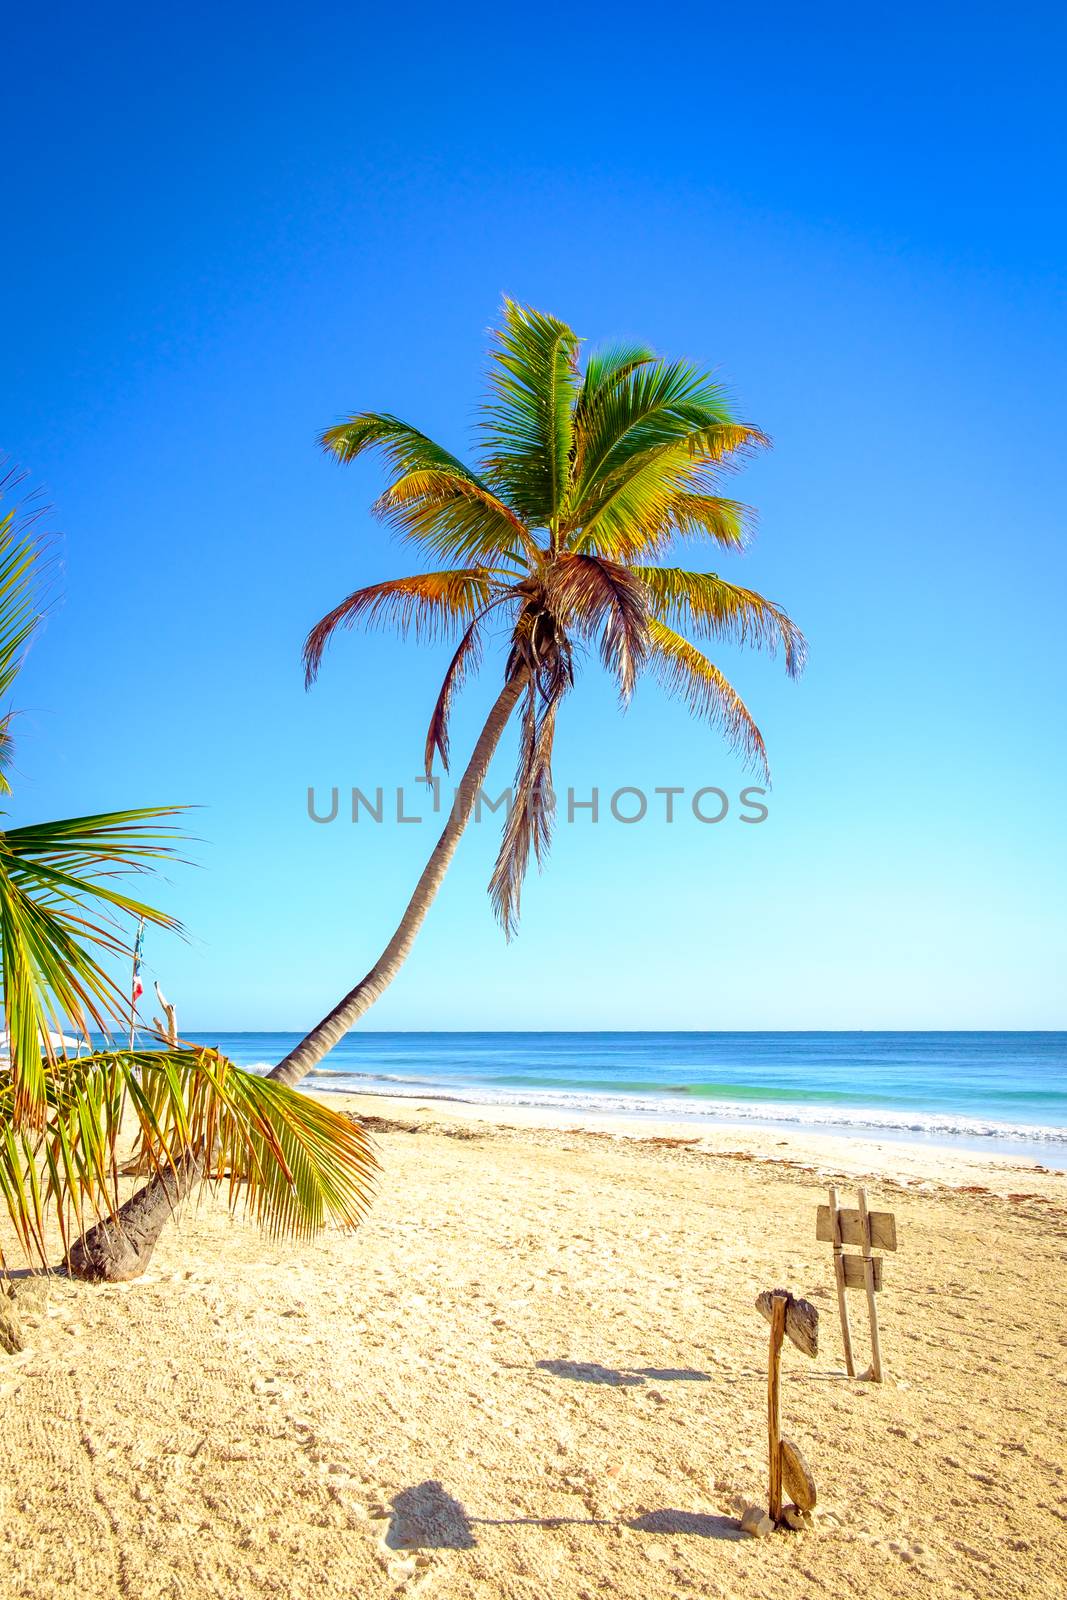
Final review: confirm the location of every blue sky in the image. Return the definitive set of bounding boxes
[4,2,1065,1030]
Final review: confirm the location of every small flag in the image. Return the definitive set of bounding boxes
[131,918,145,1006]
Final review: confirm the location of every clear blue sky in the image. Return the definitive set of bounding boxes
[4,2,1065,1031]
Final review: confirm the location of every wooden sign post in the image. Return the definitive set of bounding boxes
[754,1289,818,1527]
[816,1187,897,1382]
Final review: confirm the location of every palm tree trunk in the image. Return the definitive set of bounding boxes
[269,670,527,1087]
[65,1150,204,1281]
[64,672,525,1281]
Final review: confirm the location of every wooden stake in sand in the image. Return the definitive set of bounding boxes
[857,1188,883,1383]
[816,1188,897,1382]
[754,1289,819,1527]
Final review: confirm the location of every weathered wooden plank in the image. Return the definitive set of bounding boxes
[780,1436,817,1511]
[816,1205,897,1251]
[755,1289,819,1357]
[841,1253,884,1290]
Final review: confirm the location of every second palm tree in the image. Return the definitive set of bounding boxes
[271,301,805,1088]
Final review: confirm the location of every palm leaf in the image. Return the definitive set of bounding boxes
[303,568,504,686]
[567,358,764,521]
[0,1046,378,1268]
[481,299,581,528]
[0,474,48,793]
[633,567,807,677]
[0,513,40,703]
[0,809,185,1125]
[487,682,559,938]
[374,470,538,565]
[423,611,497,779]
[321,413,533,563]
[321,413,474,479]
[575,341,657,423]
[570,481,754,561]
[548,553,650,701]
[645,618,769,778]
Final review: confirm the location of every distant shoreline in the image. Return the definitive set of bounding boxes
[309,1082,1067,1172]
[165,1030,1067,1170]
[315,1088,1067,1194]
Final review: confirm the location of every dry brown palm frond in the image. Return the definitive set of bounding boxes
[303,568,503,687]
[547,553,650,701]
[487,681,560,938]
[421,596,516,779]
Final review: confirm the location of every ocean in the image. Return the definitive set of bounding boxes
[182,1030,1067,1167]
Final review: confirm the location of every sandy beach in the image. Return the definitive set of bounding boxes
[3,1094,1066,1600]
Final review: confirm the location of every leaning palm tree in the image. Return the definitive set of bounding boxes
[270,302,805,1088]
[0,471,377,1281]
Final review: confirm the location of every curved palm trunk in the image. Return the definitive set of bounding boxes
[65,672,526,1280]
[269,670,527,1087]
[65,1150,204,1281]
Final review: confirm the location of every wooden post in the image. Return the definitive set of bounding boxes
[857,1187,883,1382]
[828,1185,855,1377]
[767,1292,786,1523]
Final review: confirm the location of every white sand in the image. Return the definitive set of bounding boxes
[3,1093,1065,1599]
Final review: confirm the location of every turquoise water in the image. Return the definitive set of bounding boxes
[182,1031,1067,1166]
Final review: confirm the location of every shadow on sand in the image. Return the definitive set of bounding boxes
[384,1481,742,1550]
[536,1359,711,1385]
[385,1482,476,1549]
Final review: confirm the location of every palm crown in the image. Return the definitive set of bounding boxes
[308,301,806,935]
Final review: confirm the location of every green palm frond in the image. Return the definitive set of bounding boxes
[321,413,474,476]
[655,492,752,552]
[0,809,185,1125]
[0,1046,378,1268]
[0,479,192,1127]
[573,433,765,551]
[633,567,808,677]
[646,618,769,778]
[568,358,713,497]
[570,488,754,561]
[575,341,658,423]
[374,471,537,565]
[567,358,764,525]
[481,299,582,528]
[0,476,47,794]
[0,512,40,703]
[321,413,533,563]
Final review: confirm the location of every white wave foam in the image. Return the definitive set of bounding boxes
[307,1076,1067,1146]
